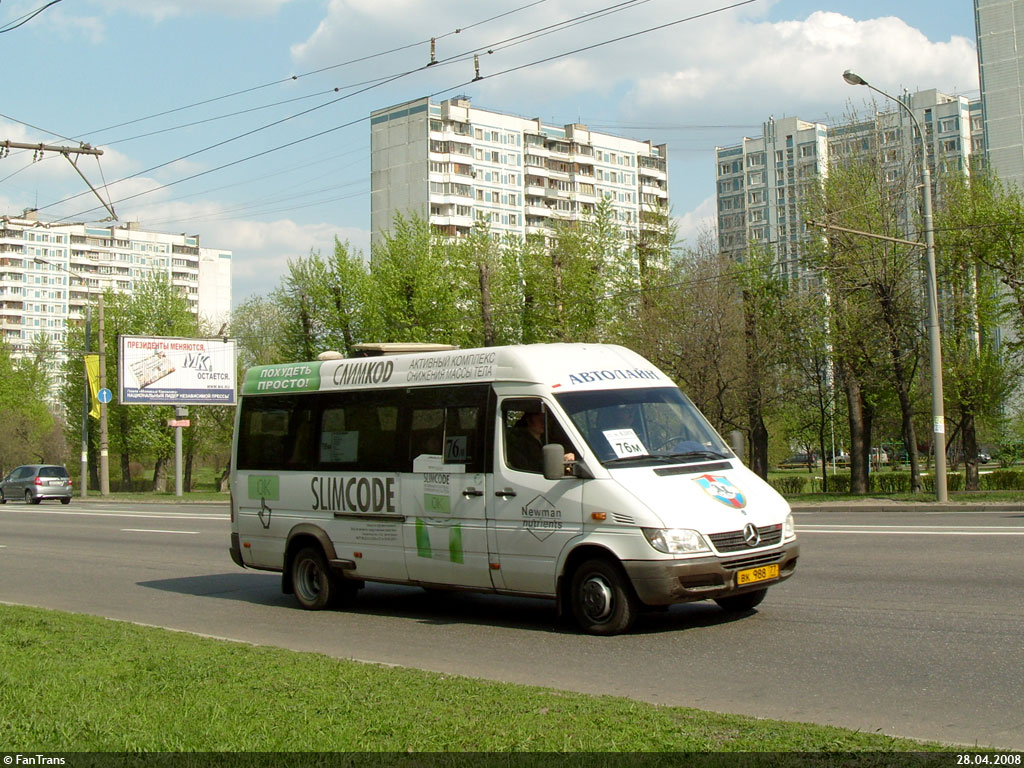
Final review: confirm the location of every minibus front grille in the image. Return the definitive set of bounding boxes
[721,551,783,571]
[709,524,783,553]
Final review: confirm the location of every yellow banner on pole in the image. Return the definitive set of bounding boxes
[85,354,101,419]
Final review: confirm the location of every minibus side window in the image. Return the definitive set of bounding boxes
[408,405,482,467]
[501,399,576,474]
[237,395,314,471]
[444,406,479,466]
[409,407,445,458]
[403,385,490,473]
[319,391,400,472]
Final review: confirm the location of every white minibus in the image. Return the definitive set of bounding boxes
[229,343,798,635]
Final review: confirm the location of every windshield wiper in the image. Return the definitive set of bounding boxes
[658,450,731,462]
[602,455,661,466]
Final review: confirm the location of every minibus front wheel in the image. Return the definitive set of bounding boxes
[570,558,638,636]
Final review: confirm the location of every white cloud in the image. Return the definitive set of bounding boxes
[122,197,370,304]
[626,12,979,119]
[39,9,105,43]
[209,218,369,304]
[89,0,295,22]
[288,3,978,131]
[673,197,718,251]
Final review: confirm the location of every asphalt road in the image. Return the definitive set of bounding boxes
[0,500,1021,750]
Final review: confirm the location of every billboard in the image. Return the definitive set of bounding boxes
[119,335,238,406]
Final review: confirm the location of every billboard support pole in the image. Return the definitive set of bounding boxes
[174,406,187,497]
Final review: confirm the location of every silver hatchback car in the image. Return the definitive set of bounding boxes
[0,464,73,505]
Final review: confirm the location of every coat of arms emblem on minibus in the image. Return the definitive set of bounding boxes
[694,474,746,509]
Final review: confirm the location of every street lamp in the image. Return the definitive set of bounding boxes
[843,69,948,502]
[34,256,110,497]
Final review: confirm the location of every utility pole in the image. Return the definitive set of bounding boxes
[0,141,116,220]
[97,293,109,496]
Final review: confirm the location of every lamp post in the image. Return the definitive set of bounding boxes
[35,257,110,497]
[843,70,948,502]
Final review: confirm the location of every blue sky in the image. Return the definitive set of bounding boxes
[0,0,980,304]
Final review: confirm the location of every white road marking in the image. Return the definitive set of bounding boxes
[120,528,201,535]
[798,528,1024,532]
[2,508,224,521]
[798,527,1024,536]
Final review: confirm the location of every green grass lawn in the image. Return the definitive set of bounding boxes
[0,604,957,753]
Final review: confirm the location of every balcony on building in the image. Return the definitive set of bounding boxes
[524,133,550,156]
[572,161,595,177]
[524,175,548,196]
[547,140,571,159]
[524,154,550,175]
[639,155,667,179]
[432,223,472,238]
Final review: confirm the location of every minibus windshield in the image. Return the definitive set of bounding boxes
[555,387,731,468]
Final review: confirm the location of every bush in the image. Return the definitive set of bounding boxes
[995,443,1024,468]
[769,476,807,495]
[921,473,964,492]
[811,474,850,494]
[980,469,1024,491]
[874,473,911,494]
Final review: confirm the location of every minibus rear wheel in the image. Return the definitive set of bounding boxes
[292,546,343,610]
[714,588,767,613]
[570,558,638,635]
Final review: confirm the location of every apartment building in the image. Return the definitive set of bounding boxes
[715,89,982,278]
[717,116,828,283]
[976,0,1024,191]
[0,212,231,382]
[370,96,669,243]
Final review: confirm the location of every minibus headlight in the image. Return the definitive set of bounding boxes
[783,513,796,540]
[642,528,710,555]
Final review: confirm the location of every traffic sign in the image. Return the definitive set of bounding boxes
[97,388,113,404]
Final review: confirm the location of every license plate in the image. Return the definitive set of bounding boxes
[736,563,779,585]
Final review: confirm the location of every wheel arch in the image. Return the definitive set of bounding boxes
[556,543,622,617]
[282,524,338,595]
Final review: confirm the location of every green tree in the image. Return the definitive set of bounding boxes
[232,294,287,370]
[642,233,745,442]
[936,169,1019,489]
[274,241,369,362]
[0,337,66,476]
[806,148,926,493]
[733,246,793,479]
[448,226,525,347]
[365,214,460,344]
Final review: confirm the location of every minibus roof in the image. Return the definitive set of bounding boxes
[241,343,674,396]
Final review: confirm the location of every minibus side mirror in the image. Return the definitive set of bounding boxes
[542,444,566,480]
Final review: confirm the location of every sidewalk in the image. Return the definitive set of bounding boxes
[65,495,226,505]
